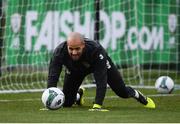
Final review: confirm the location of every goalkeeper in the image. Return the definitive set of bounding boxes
[47,32,155,111]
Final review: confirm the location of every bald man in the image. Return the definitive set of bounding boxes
[47,32,155,111]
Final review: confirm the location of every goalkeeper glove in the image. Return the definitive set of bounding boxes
[88,104,109,112]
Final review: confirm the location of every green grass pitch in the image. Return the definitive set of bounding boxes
[0,88,180,123]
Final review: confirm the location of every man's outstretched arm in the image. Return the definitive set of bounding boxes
[47,48,63,88]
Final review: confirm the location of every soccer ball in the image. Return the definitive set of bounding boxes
[155,76,174,94]
[41,87,65,110]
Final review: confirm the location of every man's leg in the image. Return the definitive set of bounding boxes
[63,72,85,107]
[107,63,134,98]
[107,59,155,108]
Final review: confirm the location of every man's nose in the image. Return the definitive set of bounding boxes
[72,50,78,55]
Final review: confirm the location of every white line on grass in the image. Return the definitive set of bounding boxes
[0,93,180,102]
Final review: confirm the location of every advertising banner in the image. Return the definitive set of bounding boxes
[5,0,179,65]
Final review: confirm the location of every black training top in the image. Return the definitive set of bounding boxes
[47,38,110,105]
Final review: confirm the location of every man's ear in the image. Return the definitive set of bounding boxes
[81,41,85,47]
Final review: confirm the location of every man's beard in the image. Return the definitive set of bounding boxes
[71,54,81,61]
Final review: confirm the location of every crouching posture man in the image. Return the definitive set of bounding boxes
[47,32,155,111]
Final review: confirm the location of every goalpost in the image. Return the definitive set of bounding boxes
[0,0,179,93]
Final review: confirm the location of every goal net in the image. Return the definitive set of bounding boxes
[0,0,179,93]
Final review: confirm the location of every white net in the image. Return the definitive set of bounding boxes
[0,0,179,93]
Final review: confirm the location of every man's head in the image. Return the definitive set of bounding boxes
[67,32,85,61]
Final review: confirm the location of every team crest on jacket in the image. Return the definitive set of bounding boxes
[99,54,104,60]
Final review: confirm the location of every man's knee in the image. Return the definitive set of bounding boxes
[63,103,73,107]
[62,93,77,107]
[63,99,75,107]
